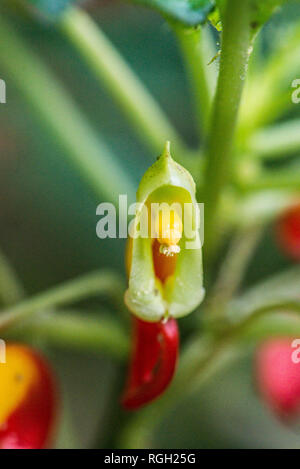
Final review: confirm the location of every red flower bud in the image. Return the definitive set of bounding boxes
[122,316,179,410]
[276,203,300,261]
[255,338,300,419]
[0,344,57,449]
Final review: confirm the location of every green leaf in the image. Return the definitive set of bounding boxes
[131,0,215,26]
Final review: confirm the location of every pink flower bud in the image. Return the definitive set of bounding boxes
[256,338,300,419]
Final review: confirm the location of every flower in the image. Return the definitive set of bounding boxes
[125,141,204,322]
[0,343,57,449]
[255,338,300,419]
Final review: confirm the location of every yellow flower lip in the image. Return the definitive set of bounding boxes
[0,344,39,427]
[0,343,57,449]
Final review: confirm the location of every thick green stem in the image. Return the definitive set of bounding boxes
[203,0,252,260]
[0,13,135,205]
[0,270,124,331]
[59,7,189,161]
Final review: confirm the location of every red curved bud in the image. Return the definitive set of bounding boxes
[122,317,179,410]
[276,203,300,261]
[0,344,57,449]
[256,338,300,419]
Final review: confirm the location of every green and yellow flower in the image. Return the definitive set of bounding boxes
[125,142,205,322]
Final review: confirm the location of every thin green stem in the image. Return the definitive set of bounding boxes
[247,120,300,160]
[56,399,80,449]
[203,0,253,260]
[225,266,300,326]
[238,312,300,342]
[238,167,300,192]
[239,23,300,139]
[0,248,25,306]
[230,302,300,334]
[5,310,129,360]
[227,302,300,336]
[174,25,215,133]
[206,225,263,321]
[0,13,135,205]
[59,7,190,162]
[0,270,124,331]
[231,191,295,229]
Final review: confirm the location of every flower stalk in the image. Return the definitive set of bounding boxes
[0,270,124,332]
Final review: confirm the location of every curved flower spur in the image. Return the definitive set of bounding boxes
[122,142,204,410]
[122,316,179,410]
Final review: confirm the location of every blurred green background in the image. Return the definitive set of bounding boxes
[1,0,300,448]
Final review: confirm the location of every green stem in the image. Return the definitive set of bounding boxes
[238,167,300,192]
[0,270,124,331]
[59,7,189,161]
[206,225,263,321]
[247,120,300,160]
[239,24,300,138]
[228,301,300,331]
[231,191,295,229]
[56,399,80,449]
[5,311,129,360]
[238,312,300,342]
[225,266,300,326]
[0,13,135,205]
[0,249,25,306]
[203,0,253,260]
[174,25,215,133]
